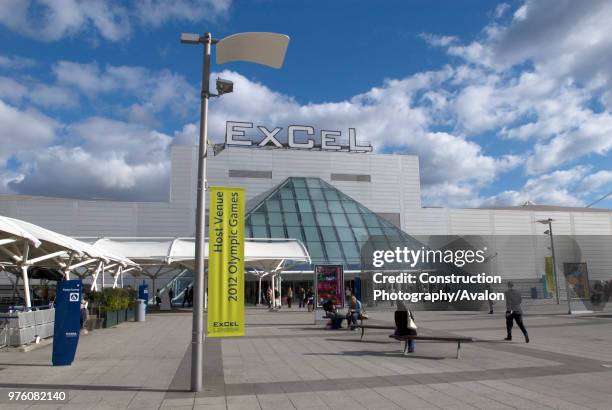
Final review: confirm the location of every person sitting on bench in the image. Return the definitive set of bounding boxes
[394,300,417,353]
[323,298,344,329]
[346,295,362,330]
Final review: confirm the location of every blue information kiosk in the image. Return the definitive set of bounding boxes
[52,279,82,366]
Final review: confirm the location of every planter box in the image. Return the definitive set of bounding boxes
[117,309,126,323]
[126,307,135,321]
[103,310,118,328]
[84,317,103,331]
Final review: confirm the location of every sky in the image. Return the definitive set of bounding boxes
[0,0,611,208]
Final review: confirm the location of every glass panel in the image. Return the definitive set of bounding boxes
[316,213,333,226]
[347,213,365,227]
[306,178,321,188]
[319,227,338,242]
[245,224,253,237]
[294,188,309,199]
[324,242,343,258]
[306,242,325,259]
[267,212,283,226]
[251,213,267,225]
[336,227,354,241]
[323,189,339,201]
[327,201,343,213]
[297,200,313,213]
[352,227,369,242]
[368,226,383,236]
[383,227,399,236]
[308,188,324,200]
[281,199,296,212]
[284,213,300,226]
[313,200,328,213]
[280,188,294,199]
[363,214,380,227]
[300,213,316,226]
[266,199,281,211]
[303,226,321,242]
[331,213,349,227]
[342,201,359,213]
[252,225,268,237]
[270,226,285,238]
[292,178,306,188]
[341,241,360,260]
[286,226,304,242]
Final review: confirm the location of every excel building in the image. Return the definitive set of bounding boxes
[1,124,612,302]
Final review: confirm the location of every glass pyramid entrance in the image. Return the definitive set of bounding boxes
[245,177,419,270]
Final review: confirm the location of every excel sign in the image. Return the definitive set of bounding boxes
[225,121,373,152]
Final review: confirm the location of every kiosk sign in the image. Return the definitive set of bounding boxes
[52,279,82,366]
[207,186,245,337]
[315,265,344,308]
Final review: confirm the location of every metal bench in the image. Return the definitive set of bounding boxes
[357,325,473,358]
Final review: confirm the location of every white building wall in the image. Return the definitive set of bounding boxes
[404,208,612,282]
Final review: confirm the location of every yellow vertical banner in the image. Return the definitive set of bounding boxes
[207,186,245,337]
[544,256,556,293]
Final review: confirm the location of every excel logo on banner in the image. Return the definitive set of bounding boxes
[207,186,245,337]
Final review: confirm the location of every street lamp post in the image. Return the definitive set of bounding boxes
[537,218,572,314]
[181,31,289,392]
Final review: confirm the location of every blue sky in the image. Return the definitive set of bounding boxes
[0,0,611,208]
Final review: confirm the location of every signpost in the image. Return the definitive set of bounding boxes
[51,279,82,366]
[207,186,245,337]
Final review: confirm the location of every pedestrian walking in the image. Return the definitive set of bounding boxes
[306,288,314,312]
[298,287,305,308]
[287,287,293,308]
[504,281,529,343]
[182,286,189,307]
[168,287,175,308]
[155,289,162,308]
[187,285,193,307]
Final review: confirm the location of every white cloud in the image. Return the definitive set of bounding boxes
[53,61,198,121]
[136,0,231,26]
[0,99,60,165]
[0,75,78,109]
[0,0,230,43]
[419,33,458,48]
[482,166,612,207]
[0,54,35,69]
[9,117,172,201]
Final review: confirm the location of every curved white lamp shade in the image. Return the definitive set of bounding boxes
[216,32,290,69]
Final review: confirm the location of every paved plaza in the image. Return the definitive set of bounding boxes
[1,303,611,409]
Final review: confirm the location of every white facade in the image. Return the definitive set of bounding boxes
[1,145,611,284]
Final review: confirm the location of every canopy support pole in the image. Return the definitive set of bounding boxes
[258,275,263,306]
[21,242,31,309]
[271,274,276,309]
[278,275,282,308]
[90,262,103,291]
[112,266,122,288]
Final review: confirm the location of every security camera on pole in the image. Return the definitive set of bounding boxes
[180,31,289,393]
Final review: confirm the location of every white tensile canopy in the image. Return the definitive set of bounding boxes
[87,237,310,271]
[0,214,310,309]
[86,237,311,306]
[0,215,138,308]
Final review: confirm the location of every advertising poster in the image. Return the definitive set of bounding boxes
[563,262,590,299]
[544,256,556,293]
[315,265,344,308]
[207,186,245,337]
